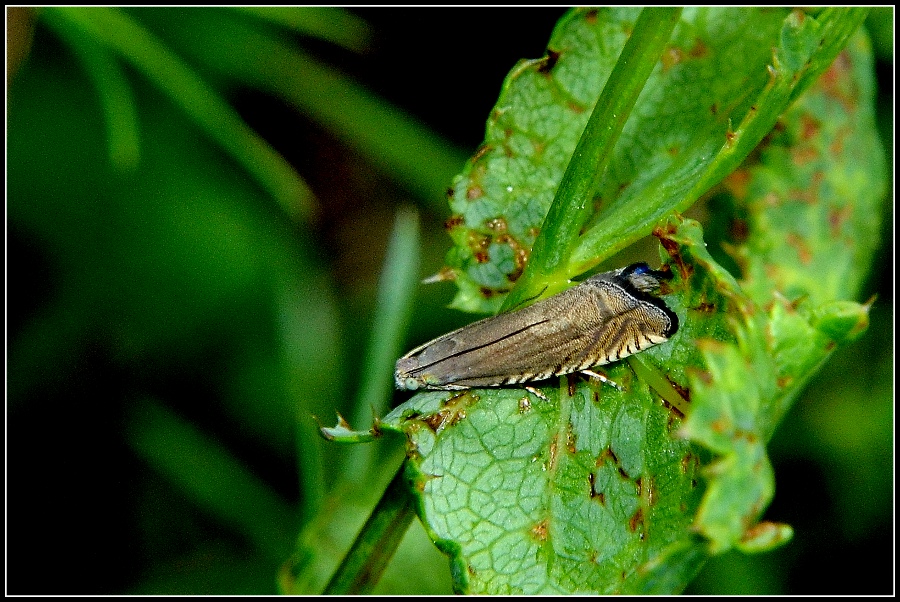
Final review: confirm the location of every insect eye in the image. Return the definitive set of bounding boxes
[623,262,674,283]
[623,262,651,278]
[621,262,670,293]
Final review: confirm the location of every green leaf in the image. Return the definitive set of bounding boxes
[668,24,884,557]
[377,384,702,594]
[127,399,296,562]
[724,25,886,308]
[323,7,885,594]
[48,20,141,171]
[130,7,467,213]
[444,7,868,314]
[41,7,315,221]
[345,208,421,476]
[501,8,683,312]
[230,7,371,53]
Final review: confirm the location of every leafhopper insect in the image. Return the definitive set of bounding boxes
[395,263,678,392]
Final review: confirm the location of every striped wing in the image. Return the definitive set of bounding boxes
[395,275,675,390]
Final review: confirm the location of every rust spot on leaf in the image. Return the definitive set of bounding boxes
[663,401,685,424]
[468,231,490,256]
[777,375,793,389]
[799,114,821,140]
[741,521,783,546]
[723,168,751,199]
[730,217,749,242]
[657,232,680,257]
[725,126,737,147]
[669,378,691,402]
[654,231,692,282]
[484,217,507,233]
[788,295,807,311]
[444,214,464,230]
[531,519,549,542]
[661,46,685,71]
[518,396,532,413]
[566,425,577,454]
[646,476,657,507]
[692,301,716,313]
[466,185,484,201]
[694,368,713,385]
[479,286,503,299]
[421,394,472,434]
[472,144,492,163]
[548,440,558,472]
[422,411,446,432]
[689,38,709,58]
[818,50,857,111]
[538,49,561,74]
[446,187,455,198]
[739,430,758,444]
[653,218,677,236]
[786,232,813,265]
[598,447,619,467]
[791,143,818,166]
[588,471,606,504]
[495,233,529,283]
[829,125,851,156]
[629,508,646,534]
[424,267,456,283]
[829,205,852,238]
[711,417,730,433]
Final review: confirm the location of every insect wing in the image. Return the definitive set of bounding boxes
[395,298,574,389]
[395,265,678,391]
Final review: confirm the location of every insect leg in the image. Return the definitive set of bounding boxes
[524,386,549,401]
[580,369,624,392]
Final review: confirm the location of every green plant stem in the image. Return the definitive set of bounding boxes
[322,462,416,594]
[346,208,420,477]
[50,21,140,171]
[627,355,689,415]
[502,7,683,312]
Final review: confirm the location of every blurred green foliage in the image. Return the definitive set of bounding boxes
[6,6,893,595]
